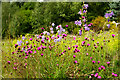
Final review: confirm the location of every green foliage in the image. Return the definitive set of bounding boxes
[9,10,32,38]
[92,16,106,32]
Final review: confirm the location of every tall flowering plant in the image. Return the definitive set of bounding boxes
[75,2,93,36]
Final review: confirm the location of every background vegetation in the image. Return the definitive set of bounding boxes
[2,2,120,39]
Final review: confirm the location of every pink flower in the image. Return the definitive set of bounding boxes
[34,51,36,54]
[101,66,105,69]
[25,56,28,59]
[97,76,101,79]
[8,61,10,64]
[87,44,90,46]
[114,74,117,77]
[92,61,95,64]
[30,38,32,41]
[41,53,43,56]
[98,61,100,64]
[91,74,94,77]
[61,52,64,55]
[86,53,88,56]
[74,37,76,40]
[107,62,110,65]
[90,57,92,60]
[74,60,78,63]
[25,63,27,66]
[112,73,114,76]
[112,34,115,37]
[73,55,76,58]
[57,64,59,66]
[98,67,101,71]
[66,25,68,27]
[37,47,41,50]
[82,16,85,18]
[68,47,70,50]
[94,73,98,77]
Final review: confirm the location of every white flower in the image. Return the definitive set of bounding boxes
[52,23,55,26]
[56,26,58,30]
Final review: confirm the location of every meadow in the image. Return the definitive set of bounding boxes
[1,2,120,79]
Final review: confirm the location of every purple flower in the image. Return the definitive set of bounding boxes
[73,55,76,58]
[112,34,115,37]
[101,66,105,69]
[50,27,53,31]
[66,25,68,27]
[83,10,86,13]
[104,13,109,18]
[74,60,78,63]
[87,43,90,46]
[41,53,43,56]
[98,61,100,64]
[30,38,32,41]
[17,40,22,46]
[90,57,92,59]
[107,24,110,28]
[83,4,89,9]
[86,53,88,56]
[22,36,25,40]
[109,11,114,17]
[78,10,82,15]
[97,76,101,79]
[94,73,98,77]
[79,30,82,36]
[25,56,28,59]
[114,74,117,77]
[8,61,10,64]
[75,21,78,25]
[47,32,50,36]
[51,31,54,34]
[91,74,94,77]
[34,51,36,54]
[107,62,110,65]
[98,67,101,71]
[92,61,95,64]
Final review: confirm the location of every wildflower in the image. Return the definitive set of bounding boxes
[73,55,76,58]
[83,4,89,9]
[112,34,115,37]
[30,38,32,41]
[57,64,59,66]
[97,76,101,79]
[51,31,54,34]
[75,21,78,25]
[98,61,100,64]
[86,53,88,56]
[41,53,43,56]
[114,74,117,77]
[78,10,82,15]
[107,62,110,66]
[107,24,110,28]
[66,25,68,27]
[87,44,90,47]
[82,16,85,18]
[8,61,10,64]
[91,74,94,77]
[112,73,114,76]
[92,61,95,64]
[68,47,70,50]
[17,40,22,46]
[52,23,55,26]
[104,13,109,18]
[101,66,105,69]
[47,32,50,36]
[34,51,36,54]
[94,73,98,77]
[78,20,82,26]
[98,67,101,71]
[83,10,86,13]
[22,36,25,40]
[25,56,28,59]
[79,30,82,36]
[73,37,76,40]
[74,60,78,63]
[25,63,27,66]
[82,41,85,44]
[41,27,44,30]
[56,26,59,30]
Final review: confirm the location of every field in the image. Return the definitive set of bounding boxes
[2,30,120,79]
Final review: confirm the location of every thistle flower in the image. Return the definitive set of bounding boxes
[73,55,76,58]
[92,61,95,64]
[74,60,78,63]
[112,34,115,37]
[8,61,10,64]
[98,61,100,64]
[25,56,28,59]
[86,53,88,56]
[94,73,98,77]
[107,62,110,66]
[30,38,32,41]
[41,53,43,56]
[97,76,101,79]
[98,67,101,71]
[66,25,68,27]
